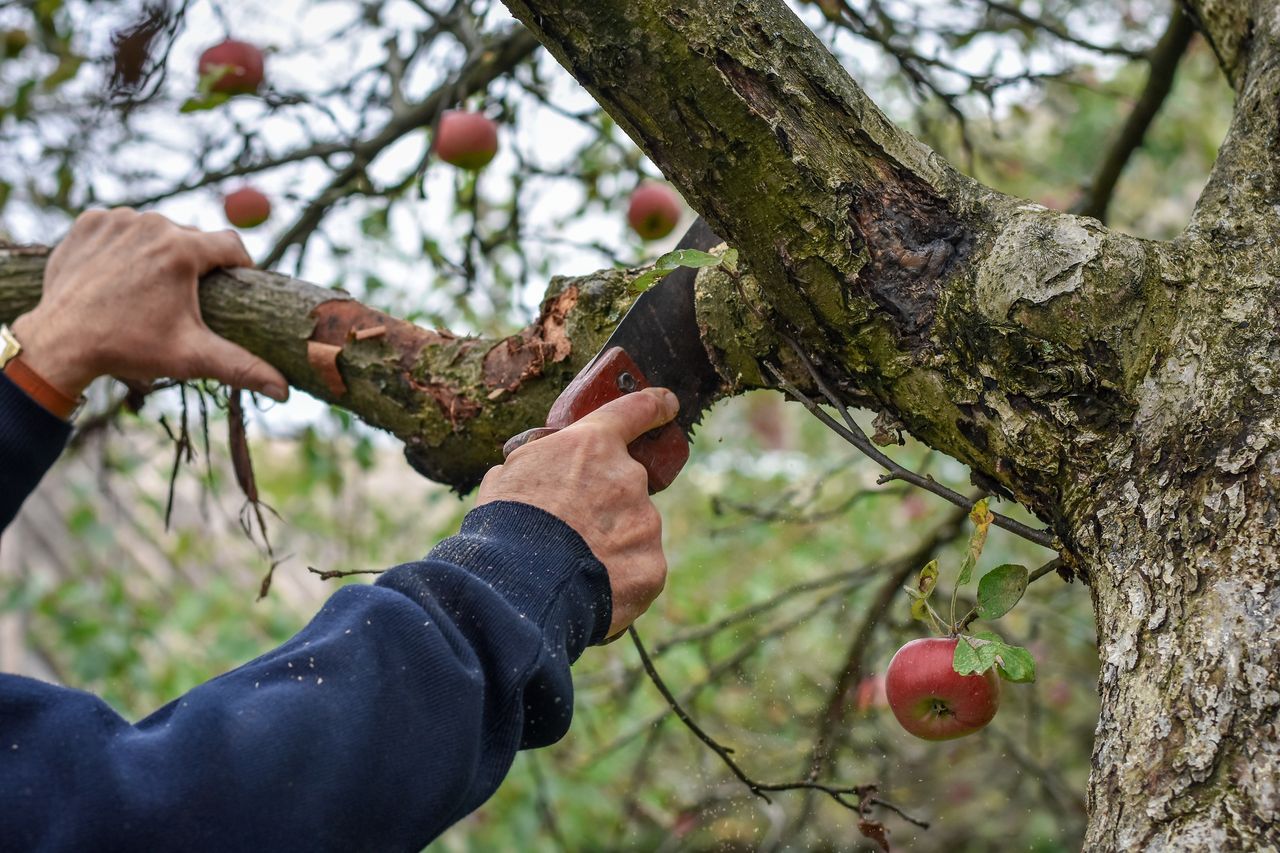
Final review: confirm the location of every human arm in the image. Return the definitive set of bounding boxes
[1,208,675,849]
[1,208,286,530]
[0,500,612,851]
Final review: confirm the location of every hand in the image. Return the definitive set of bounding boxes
[477,387,679,638]
[11,208,288,401]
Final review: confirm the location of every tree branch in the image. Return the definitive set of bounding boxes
[0,243,671,492]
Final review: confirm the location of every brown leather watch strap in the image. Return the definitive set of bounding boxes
[3,356,82,421]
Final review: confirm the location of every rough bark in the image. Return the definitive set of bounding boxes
[495,0,1278,848]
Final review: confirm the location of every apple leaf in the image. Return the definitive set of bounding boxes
[952,636,982,673]
[181,92,232,113]
[629,248,724,293]
[976,563,1029,620]
[953,633,1037,682]
[720,247,739,273]
[914,559,939,599]
[956,499,993,588]
[994,644,1037,683]
[909,597,933,624]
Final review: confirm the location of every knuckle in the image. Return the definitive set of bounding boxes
[634,392,662,422]
[136,210,170,229]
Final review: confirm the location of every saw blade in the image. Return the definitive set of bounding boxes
[599,217,725,436]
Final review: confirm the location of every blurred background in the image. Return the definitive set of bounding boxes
[0,0,1231,849]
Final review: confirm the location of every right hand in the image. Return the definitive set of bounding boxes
[476,387,679,638]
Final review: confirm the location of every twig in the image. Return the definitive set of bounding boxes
[765,337,1057,550]
[1029,555,1066,584]
[978,0,1149,60]
[628,628,929,829]
[307,565,386,581]
[259,26,539,269]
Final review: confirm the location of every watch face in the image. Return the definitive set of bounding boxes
[0,325,20,368]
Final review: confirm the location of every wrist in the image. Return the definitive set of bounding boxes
[10,309,98,397]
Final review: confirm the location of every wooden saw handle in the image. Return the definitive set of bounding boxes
[501,347,689,494]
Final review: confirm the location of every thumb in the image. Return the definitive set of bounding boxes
[185,330,290,401]
[572,387,678,444]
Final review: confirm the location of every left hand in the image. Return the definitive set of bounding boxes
[12,208,288,401]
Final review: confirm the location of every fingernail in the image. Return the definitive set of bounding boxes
[263,383,289,402]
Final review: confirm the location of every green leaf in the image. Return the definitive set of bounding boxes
[180,92,232,113]
[629,248,725,293]
[952,636,999,675]
[914,559,938,599]
[909,597,932,624]
[721,247,739,273]
[994,644,1037,683]
[954,634,1038,683]
[42,52,83,89]
[976,563,1029,620]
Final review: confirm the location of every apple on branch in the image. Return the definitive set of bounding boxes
[434,111,499,170]
[223,187,271,229]
[627,182,682,240]
[885,637,1000,740]
[887,499,1037,741]
[198,39,264,95]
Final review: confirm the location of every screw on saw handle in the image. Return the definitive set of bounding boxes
[501,347,689,494]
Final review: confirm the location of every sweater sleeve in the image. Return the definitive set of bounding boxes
[0,371,72,531]
[0,500,613,852]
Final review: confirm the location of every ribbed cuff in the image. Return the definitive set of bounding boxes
[0,372,71,527]
[385,501,614,651]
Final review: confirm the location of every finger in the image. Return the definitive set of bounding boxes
[184,329,289,401]
[570,387,678,444]
[189,229,254,273]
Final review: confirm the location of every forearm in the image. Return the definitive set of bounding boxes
[0,501,611,851]
[0,371,71,530]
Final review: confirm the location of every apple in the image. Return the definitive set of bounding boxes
[627,182,682,240]
[884,637,999,740]
[223,187,271,228]
[198,39,264,95]
[434,110,499,170]
[854,673,888,713]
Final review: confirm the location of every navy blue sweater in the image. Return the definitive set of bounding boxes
[0,373,613,851]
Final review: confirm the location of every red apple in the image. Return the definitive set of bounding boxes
[627,182,681,240]
[223,187,271,228]
[854,673,888,713]
[884,637,1000,740]
[434,110,499,170]
[198,39,264,95]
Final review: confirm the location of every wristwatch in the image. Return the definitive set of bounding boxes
[0,323,84,420]
[0,323,20,369]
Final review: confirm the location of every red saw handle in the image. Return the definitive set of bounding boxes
[502,347,689,493]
